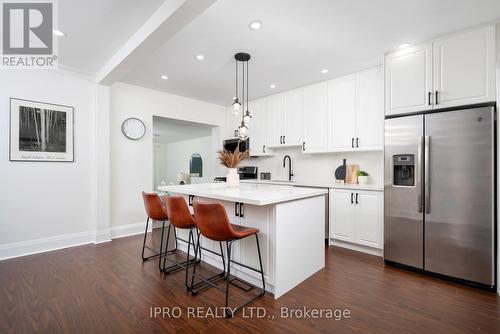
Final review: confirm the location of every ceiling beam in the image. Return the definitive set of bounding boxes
[96,0,217,85]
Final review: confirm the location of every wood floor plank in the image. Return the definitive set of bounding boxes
[0,234,499,333]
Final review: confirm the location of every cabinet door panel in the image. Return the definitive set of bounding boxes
[356,67,384,149]
[330,190,355,242]
[267,94,284,146]
[283,88,304,145]
[385,43,433,115]
[355,192,382,248]
[328,75,356,150]
[433,26,496,108]
[303,82,328,152]
[249,98,268,156]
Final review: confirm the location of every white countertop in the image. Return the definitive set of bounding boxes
[158,183,328,206]
[240,179,384,191]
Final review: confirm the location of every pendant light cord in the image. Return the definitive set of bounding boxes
[246,60,249,111]
[235,59,238,101]
[242,61,245,120]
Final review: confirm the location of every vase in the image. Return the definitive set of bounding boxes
[226,168,240,187]
[358,176,369,185]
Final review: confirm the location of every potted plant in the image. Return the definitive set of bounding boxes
[217,147,250,187]
[357,171,369,185]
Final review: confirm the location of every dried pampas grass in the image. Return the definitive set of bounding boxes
[217,147,250,168]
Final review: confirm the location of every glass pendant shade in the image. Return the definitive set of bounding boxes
[243,110,252,124]
[238,121,248,140]
[232,98,241,111]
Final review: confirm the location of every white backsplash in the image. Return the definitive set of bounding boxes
[242,147,384,186]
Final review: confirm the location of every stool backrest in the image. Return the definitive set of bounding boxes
[164,196,196,228]
[193,202,234,241]
[142,191,168,221]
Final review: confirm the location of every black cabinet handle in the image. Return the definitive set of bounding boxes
[351,138,354,148]
[302,142,305,151]
[356,137,359,148]
[188,195,194,207]
[283,135,285,144]
[435,91,438,105]
[351,193,353,204]
[235,202,239,217]
[355,193,359,204]
[239,203,244,218]
[263,145,265,154]
[428,92,432,106]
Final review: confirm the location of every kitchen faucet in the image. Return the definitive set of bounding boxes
[283,155,294,181]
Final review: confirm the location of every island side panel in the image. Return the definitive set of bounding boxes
[274,195,326,299]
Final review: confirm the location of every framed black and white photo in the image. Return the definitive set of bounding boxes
[10,98,74,162]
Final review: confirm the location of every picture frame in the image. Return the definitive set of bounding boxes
[9,98,74,162]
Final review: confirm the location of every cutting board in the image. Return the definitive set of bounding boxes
[345,164,359,184]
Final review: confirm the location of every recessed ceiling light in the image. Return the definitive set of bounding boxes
[53,30,66,37]
[270,84,276,89]
[398,43,410,49]
[320,69,328,74]
[160,75,168,80]
[249,20,262,30]
[196,54,205,60]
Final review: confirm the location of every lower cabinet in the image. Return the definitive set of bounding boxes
[330,189,383,250]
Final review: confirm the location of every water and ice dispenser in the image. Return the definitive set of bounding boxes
[393,154,415,186]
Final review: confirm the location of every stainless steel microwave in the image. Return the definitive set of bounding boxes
[223,138,249,152]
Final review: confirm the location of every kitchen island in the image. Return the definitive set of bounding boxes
[158,183,328,298]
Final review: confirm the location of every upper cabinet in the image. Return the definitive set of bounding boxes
[327,67,384,152]
[248,97,268,156]
[266,90,304,147]
[302,82,328,152]
[385,25,496,116]
[433,26,496,108]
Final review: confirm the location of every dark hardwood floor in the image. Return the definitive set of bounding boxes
[1,233,499,334]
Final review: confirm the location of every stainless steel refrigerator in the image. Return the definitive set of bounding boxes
[384,105,495,287]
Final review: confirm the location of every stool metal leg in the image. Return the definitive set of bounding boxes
[225,241,232,317]
[157,220,167,272]
[141,217,150,261]
[142,218,171,262]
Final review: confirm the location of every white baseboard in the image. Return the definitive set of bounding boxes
[0,231,96,261]
[109,222,147,239]
[330,239,383,257]
[94,229,112,244]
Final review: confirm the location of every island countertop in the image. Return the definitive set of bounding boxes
[158,183,328,206]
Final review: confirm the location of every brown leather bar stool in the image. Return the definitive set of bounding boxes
[191,202,265,318]
[141,191,172,271]
[161,196,202,289]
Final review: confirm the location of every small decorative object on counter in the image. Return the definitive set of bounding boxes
[345,164,359,184]
[334,159,347,181]
[217,147,250,187]
[357,171,369,185]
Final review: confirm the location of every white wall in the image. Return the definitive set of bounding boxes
[242,148,383,186]
[110,83,225,229]
[0,69,99,257]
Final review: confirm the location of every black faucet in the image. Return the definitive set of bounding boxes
[283,155,294,181]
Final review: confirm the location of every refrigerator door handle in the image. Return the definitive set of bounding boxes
[417,136,424,213]
[424,136,431,214]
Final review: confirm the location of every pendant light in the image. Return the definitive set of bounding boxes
[233,52,251,140]
[231,59,241,112]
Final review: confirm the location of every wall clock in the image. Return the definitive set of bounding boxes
[121,117,146,140]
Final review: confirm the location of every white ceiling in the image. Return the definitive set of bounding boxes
[153,116,214,144]
[58,0,500,105]
[58,0,165,74]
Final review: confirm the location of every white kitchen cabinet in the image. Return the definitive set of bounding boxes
[330,189,383,250]
[354,191,383,248]
[302,82,328,152]
[385,25,496,116]
[248,97,268,156]
[282,88,304,145]
[330,189,355,242]
[385,43,433,116]
[266,94,284,146]
[433,26,496,108]
[328,74,356,151]
[356,67,384,150]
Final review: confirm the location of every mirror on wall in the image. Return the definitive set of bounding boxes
[189,153,203,177]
